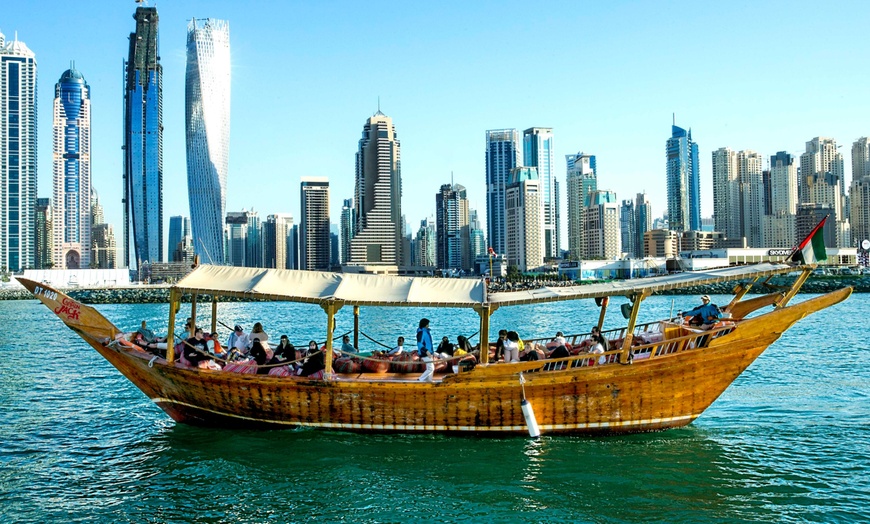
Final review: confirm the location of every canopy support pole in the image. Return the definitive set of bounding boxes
[167,288,179,363]
[353,305,360,349]
[620,290,649,362]
[776,268,812,309]
[211,297,218,335]
[596,298,609,332]
[190,293,198,337]
[476,304,494,365]
[321,301,342,379]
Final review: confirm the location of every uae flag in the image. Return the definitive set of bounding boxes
[789,216,828,265]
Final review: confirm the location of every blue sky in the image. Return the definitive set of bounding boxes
[4,0,869,251]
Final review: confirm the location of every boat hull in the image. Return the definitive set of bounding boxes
[17,277,850,435]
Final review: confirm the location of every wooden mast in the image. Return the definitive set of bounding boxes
[476,304,493,365]
[353,305,360,350]
[596,298,609,332]
[776,267,813,308]
[190,293,198,337]
[211,297,218,335]
[321,300,341,378]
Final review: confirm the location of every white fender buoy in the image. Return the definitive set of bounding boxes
[521,398,541,438]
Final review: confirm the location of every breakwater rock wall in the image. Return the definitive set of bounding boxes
[1,275,867,303]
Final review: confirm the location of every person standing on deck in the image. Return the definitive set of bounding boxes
[417,319,435,382]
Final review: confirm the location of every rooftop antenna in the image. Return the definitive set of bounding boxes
[672,113,675,126]
[451,170,454,188]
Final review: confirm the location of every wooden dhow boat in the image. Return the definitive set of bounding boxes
[17,262,850,436]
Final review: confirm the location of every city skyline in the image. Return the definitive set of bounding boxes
[3,1,870,260]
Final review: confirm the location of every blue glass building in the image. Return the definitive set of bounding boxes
[185,18,230,265]
[123,7,163,267]
[52,67,91,269]
[485,129,520,256]
[666,125,700,232]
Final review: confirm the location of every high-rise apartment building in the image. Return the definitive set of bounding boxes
[505,167,542,272]
[469,209,486,263]
[585,190,620,260]
[634,192,653,259]
[339,198,353,265]
[300,178,330,271]
[800,137,845,208]
[167,215,191,262]
[51,67,91,269]
[763,152,798,248]
[738,150,764,247]
[485,129,520,256]
[565,152,597,260]
[666,124,700,232]
[225,211,248,267]
[263,213,292,269]
[435,184,470,271]
[349,112,402,266]
[712,147,740,239]
[0,31,37,272]
[245,210,262,268]
[413,219,436,268]
[852,137,870,181]
[620,200,635,258]
[36,198,52,269]
[851,178,870,249]
[123,7,163,267]
[186,18,230,265]
[91,224,117,269]
[523,127,557,258]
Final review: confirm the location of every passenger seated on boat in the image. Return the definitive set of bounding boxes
[299,345,326,377]
[248,322,269,349]
[491,329,508,362]
[503,331,521,363]
[183,328,215,368]
[340,334,357,354]
[437,336,454,358]
[137,321,166,345]
[226,325,249,357]
[680,295,721,329]
[204,332,226,358]
[588,335,606,365]
[274,335,296,362]
[546,331,567,349]
[456,335,473,354]
[388,337,405,356]
[576,326,609,352]
[249,340,272,374]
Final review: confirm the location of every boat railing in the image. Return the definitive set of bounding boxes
[524,320,665,349]
[518,321,738,372]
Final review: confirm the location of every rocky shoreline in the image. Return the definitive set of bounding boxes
[1,275,866,304]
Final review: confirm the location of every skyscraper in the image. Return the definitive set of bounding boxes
[300,178,330,271]
[738,150,764,247]
[435,183,470,271]
[711,147,740,239]
[620,199,635,258]
[263,213,292,269]
[763,152,798,248]
[0,30,37,272]
[36,198,52,269]
[349,112,402,267]
[224,211,249,267]
[186,18,230,265]
[800,137,844,208]
[505,167,542,272]
[852,137,870,181]
[523,127,557,258]
[585,190,620,260]
[124,7,163,268]
[167,215,191,262]
[339,198,353,265]
[91,224,117,269]
[414,219,436,268]
[485,129,520,256]
[565,152,597,260]
[51,67,91,269]
[634,192,652,259]
[851,138,870,248]
[469,209,486,264]
[666,124,700,232]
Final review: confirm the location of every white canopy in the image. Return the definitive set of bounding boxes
[174,263,800,309]
[174,265,487,308]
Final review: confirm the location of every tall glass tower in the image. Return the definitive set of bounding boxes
[523,128,556,258]
[485,129,520,256]
[0,31,37,272]
[666,124,700,232]
[124,7,163,268]
[349,112,402,266]
[52,67,91,269]
[186,18,230,265]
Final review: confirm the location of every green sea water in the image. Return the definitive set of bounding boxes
[1,294,867,523]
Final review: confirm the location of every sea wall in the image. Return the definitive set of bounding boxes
[1,275,867,303]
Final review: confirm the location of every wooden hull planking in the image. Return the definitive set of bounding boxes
[17,277,850,435]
